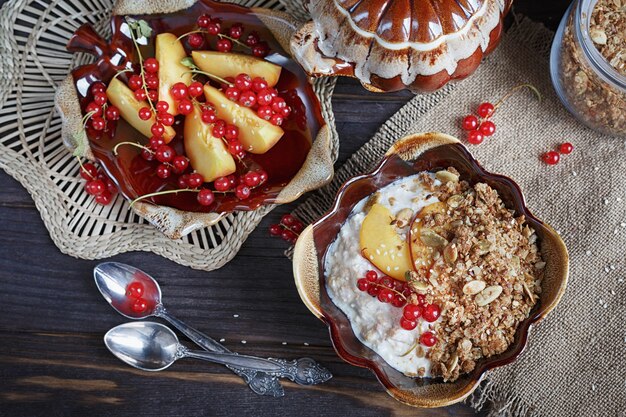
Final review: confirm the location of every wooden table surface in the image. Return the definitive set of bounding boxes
[0,1,568,416]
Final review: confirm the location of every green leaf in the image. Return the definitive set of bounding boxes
[137,20,153,38]
[180,56,197,69]
[72,131,87,157]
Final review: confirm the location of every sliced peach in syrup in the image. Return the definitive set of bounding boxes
[192,51,281,87]
[156,33,192,116]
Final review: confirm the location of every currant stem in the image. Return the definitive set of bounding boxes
[130,188,198,207]
[126,18,156,112]
[113,141,149,156]
[399,340,419,357]
[370,282,407,301]
[81,110,97,127]
[75,156,95,180]
[183,69,233,87]
[280,223,301,237]
[175,29,206,43]
[491,83,542,116]
[112,68,133,82]
[217,33,251,50]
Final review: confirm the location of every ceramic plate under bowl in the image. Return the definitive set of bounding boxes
[293,132,569,407]
[55,0,335,239]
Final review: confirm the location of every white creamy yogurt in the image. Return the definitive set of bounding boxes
[324,174,440,377]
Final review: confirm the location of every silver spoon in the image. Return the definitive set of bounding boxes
[94,262,331,394]
[105,321,329,386]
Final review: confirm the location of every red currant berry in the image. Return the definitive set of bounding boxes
[177,174,190,189]
[144,57,159,73]
[378,276,393,288]
[131,298,148,313]
[188,81,204,98]
[479,120,496,136]
[197,14,210,28]
[95,191,112,205]
[85,179,105,195]
[149,136,165,150]
[224,124,239,140]
[269,223,282,236]
[156,101,169,112]
[279,106,291,118]
[155,145,175,163]
[356,278,369,292]
[225,87,241,102]
[145,74,159,90]
[462,115,479,131]
[281,214,295,226]
[90,81,106,95]
[229,24,243,39]
[257,170,268,184]
[281,229,297,243]
[243,171,261,187]
[80,163,98,180]
[105,178,117,195]
[151,122,165,137]
[467,130,484,145]
[94,93,107,106]
[391,295,406,308]
[270,114,284,126]
[170,82,188,100]
[403,304,423,320]
[172,156,189,174]
[206,21,221,35]
[271,97,287,112]
[251,77,268,92]
[134,88,147,102]
[234,74,252,91]
[416,294,426,305]
[197,188,215,206]
[257,105,273,120]
[212,121,226,138]
[147,89,158,102]
[105,106,120,121]
[235,184,251,200]
[420,331,437,347]
[91,116,106,131]
[177,99,194,115]
[238,91,257,107]
[227,174,238,188]
[252,42,269,57]
[214,176,231,191]
[141,148,154,161]
[367,283,380,296]
[201,110,217,124]
[156,164,171,179]
[128,75,143,91]
[158,112,175,126]
[188,33,204,48]
[422,304,441,322]
[377,288,394,303]
[187,172,204,188]
[85,102,102,116]
[542,151,560,165]
[138,107,152,121]
[256,89,274,106]
[216,38,232,52]
[477,102,494,118]
[559,142,573,154]
[291,220,304,233]
[400,317,418,330]
[365,270,378,282]
[227,141,243,156]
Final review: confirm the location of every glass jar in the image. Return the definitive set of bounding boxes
[550,0,626,137]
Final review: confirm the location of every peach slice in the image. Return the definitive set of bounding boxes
[156,33,192,116]
[203,84,284,154]
[359,203,413,281]
[408,202,448,277]
[184,105,236,183]
[106,78,175,143]
[192,51,281,87]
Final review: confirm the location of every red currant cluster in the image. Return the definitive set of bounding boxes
[222,74,291,126]
[84,82,120,132]
[189,14,269,57]
[461,102,497,145]
[356,270,440,347]
[542,142,574,165]
[79,161,117,205]
[126,281,151,313]
[269,214,304,244]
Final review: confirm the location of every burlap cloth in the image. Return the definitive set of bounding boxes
[0,0,335,271]
[292,18,626,417]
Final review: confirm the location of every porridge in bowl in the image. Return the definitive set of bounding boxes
[324,168,544,381]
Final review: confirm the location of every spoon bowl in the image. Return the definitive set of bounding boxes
[94,262,162,319]
[104,322,180,371]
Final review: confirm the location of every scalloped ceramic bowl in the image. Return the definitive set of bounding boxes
[293,132,569,407]
[55,0,335,239]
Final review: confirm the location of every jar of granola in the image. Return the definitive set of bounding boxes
[550,0,626,137]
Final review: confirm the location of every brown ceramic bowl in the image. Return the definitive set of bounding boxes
[293,132,569,407]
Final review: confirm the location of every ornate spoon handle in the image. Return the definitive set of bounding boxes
[154,305,284,397]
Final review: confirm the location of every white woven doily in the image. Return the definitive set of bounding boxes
[0,0,337,270]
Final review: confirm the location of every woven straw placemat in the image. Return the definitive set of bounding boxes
[292,18,625,417]
[0,0,337,271]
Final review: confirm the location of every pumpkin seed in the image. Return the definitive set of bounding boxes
[463,280,486,295]
[420,228,448,247]
[475,285,503,306]
[394,208,414,228]
[435,170,459,183]
[443,242,458,264]
[474,239,492,255]
[446,194,464,208]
